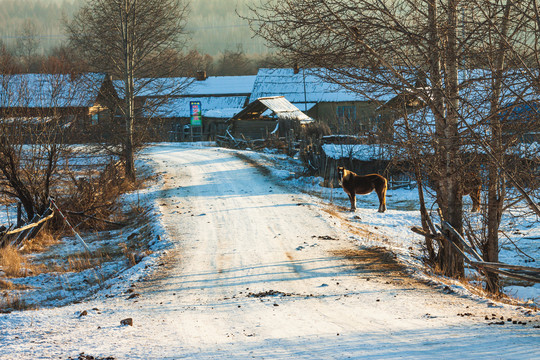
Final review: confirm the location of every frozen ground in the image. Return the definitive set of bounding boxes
[0,143,538,360]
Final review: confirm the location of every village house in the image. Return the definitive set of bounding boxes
[0,72,117,142]
[249,68,398,142]
[115,72,256,141]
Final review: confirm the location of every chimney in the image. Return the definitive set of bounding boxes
[196,70,207,81]
[293,63,299,74]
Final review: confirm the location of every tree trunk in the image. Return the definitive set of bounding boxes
[122,0,136,183]
[437,0,464,278]
[482,1,512,294]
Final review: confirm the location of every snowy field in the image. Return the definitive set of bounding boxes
[0,143,538,360]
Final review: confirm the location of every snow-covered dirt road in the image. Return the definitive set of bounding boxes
[1,144,538,359]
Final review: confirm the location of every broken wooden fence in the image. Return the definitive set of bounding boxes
[0,206,54,250]
[412,222,540,283]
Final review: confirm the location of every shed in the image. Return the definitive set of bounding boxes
[229,96,313,139]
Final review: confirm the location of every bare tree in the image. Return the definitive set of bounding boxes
[215,45,257,75]
[247,0,539,288]
[66,0,190,181]
[247,0,468,278]
[460,0,540,292]
[0,74,73,220]
[0,40,20,74]
[15,19,40,71]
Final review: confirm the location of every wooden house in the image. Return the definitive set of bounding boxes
[249,68,395,141]
[228,96,313,139]
[115,74,256,141]
[0,72,117,142]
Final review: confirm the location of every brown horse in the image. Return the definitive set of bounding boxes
[337,166,388,212]
[462,173,482,212]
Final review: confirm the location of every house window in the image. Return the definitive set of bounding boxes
[91,114,99,125]
[337,106,356,121]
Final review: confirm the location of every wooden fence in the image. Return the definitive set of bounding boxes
[0,207,54,250]
[412,222,540,283]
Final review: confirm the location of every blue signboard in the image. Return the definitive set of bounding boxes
[190,101,202,126]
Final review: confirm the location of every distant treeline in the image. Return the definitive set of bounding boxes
[0,0,269,56]
[0,0,82,53]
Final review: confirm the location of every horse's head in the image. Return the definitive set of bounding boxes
[337,166,345,183]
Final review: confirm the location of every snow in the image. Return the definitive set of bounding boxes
[243,96,313,123]
[228,147,540,305]
[183,75,256,96]
[322,143,395,161]
[0,143,538,359]
[114,75,256,99]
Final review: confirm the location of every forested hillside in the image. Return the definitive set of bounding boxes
[0,0,267,55]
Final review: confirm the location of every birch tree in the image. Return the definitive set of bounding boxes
[66,0,189,182]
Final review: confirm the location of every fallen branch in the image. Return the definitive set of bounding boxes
[4,212,54,235]
[468,261,540,273]
[441,221,483,262]
[438,221,540,283]
[411,226,439,240]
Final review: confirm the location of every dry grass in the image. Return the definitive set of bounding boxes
[20,231,60,254]
[0,279,30,290]
[0,246,33,277]
[321,206,342,218]
[0,293,35,312]
[44,250,109,274]
[119,242,152,267]
[333,247,409,279]
[56,160,134,232]
[66,253,102,272]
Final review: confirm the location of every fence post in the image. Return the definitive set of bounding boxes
[16,203,22,228]
[49,198,91,253]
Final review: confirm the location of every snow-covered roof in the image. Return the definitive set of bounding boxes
[183,76,256,96]
[394,69,540,141]
[232,96,313,123]
[114,75,256,98]
[0,73,107,108]
[322,143,395,161]
[145,96,248,119]
[249,68,395,107]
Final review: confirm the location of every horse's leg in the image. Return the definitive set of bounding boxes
[377,184,387,213]
[470,190,480,212]
[349,193,356,211]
